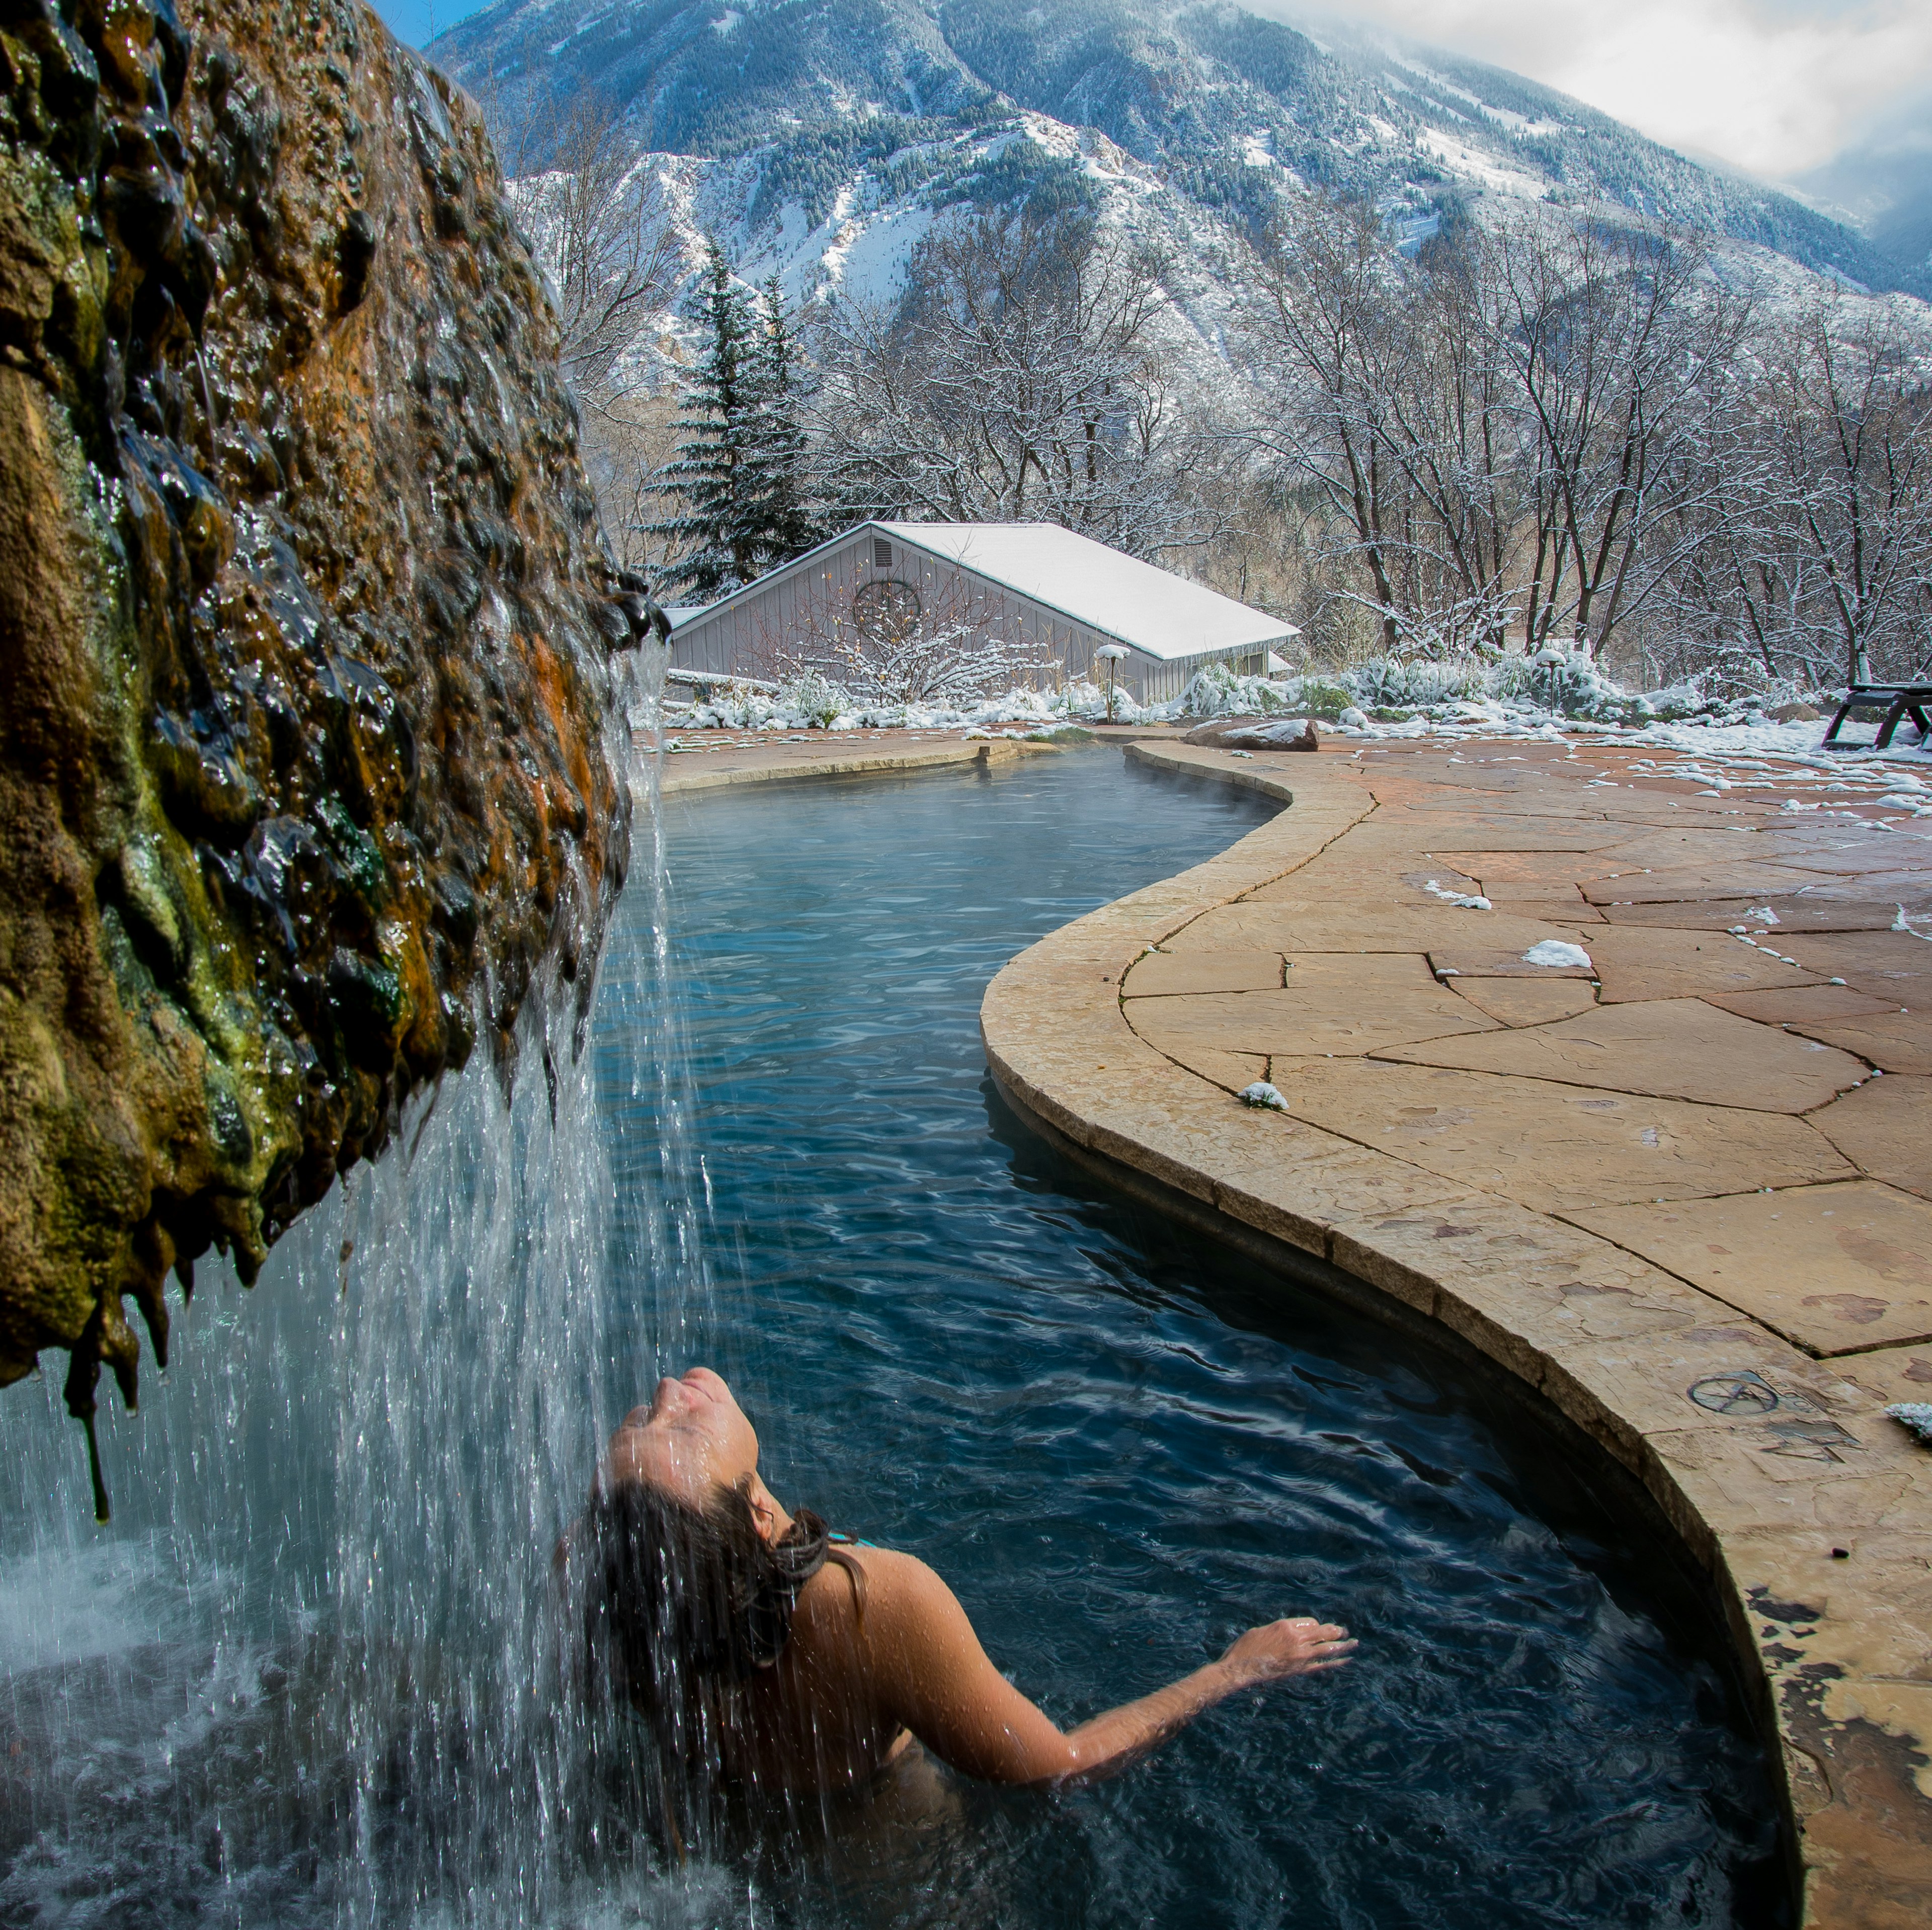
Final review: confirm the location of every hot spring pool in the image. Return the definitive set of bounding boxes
[1,748,1784,1927]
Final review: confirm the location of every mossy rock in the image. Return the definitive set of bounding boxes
[0,0,631,1505]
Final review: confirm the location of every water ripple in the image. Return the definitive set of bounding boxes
[612,751,1785,1929]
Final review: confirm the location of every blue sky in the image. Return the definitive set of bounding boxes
[371,0,1930,185]
[369,0,482,49]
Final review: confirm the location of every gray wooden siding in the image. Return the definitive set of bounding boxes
[669,530,1266,702]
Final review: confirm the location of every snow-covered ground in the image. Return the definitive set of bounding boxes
[656,660,1932,796]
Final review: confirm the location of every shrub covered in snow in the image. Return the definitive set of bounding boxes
[662,648,1886,758]
[1174,652,1755,730]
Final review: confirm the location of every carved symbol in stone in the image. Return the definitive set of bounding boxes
[1688,1371,1780,1416]
[853,579,921,641]
[1759,1419,1862,1463]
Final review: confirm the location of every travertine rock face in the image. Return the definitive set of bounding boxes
[0,0,634,1482]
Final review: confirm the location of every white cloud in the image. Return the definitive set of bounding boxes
[1276,0,1932,181]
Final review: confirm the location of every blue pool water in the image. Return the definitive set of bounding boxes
[0,746,1784,1929]
[609,749,1785,1928]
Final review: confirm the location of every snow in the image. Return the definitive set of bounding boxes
[1415,127,1549,201]
[1523,941,1593,970]
[818,201,931,306]
[1424,880,1492,910]
[1888,1404,1932,1446]
[874,522,1298,662]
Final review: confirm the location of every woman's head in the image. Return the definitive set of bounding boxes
[601,1368,776,1522]
[583,1370,830,1716]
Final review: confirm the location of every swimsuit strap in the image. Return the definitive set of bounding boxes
[824,1532,871,1621]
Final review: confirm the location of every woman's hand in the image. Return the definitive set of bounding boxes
[1219,1617,1356,1687]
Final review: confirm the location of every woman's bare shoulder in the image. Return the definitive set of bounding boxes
[795,1543,952,1637]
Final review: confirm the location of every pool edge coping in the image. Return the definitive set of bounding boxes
[979,738,1932,1929]
[658,736,1055,795]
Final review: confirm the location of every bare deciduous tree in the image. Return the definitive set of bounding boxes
[508,99,681,417]
[1239,194,1415,652]
[1485,217,1748,661]
[809,210,1209,559]
[1738,298,1932,686]
[744,570,1048,706]
[1239,196,1752,665]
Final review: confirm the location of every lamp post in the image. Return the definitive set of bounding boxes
[1095,643,1129,724]
[1533,643,1566,710]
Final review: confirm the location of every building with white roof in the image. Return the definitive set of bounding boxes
[666,521,1298,704]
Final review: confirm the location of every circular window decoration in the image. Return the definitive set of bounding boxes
[852,578,921,641]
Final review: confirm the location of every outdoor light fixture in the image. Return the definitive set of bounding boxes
[1533,643,1567,706]
[1095,644,1129,723]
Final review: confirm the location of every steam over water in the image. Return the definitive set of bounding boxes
[1,748,1783,1926]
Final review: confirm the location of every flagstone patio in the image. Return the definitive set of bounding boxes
[982,737,1932,1927]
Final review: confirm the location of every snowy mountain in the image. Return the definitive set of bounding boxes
[1793,130,1932,288]
[432,0,1930,330]
[433,0,1923,286]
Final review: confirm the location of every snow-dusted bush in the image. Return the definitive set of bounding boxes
[1349,657,1495,709]
[662,652,1860,750]
[781,670,846,728]
[1178,664,1308,718]
[1174,649,1753,730]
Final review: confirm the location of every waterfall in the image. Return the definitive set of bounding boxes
[0,650,733,1927]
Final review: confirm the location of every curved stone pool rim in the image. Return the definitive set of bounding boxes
[979,740,1932,1928]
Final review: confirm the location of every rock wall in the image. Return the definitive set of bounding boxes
[0,0,641,1503]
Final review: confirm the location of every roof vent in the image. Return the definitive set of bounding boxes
[873,537,893,568]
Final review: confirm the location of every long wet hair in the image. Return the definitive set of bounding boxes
[578,1478,868,1855]
[580,1476,815,1708]
[582,1476,861,1723]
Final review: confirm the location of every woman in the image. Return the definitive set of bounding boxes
[577,1368,1354,1795]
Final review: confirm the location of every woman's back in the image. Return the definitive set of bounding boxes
[722,1545,913,1794]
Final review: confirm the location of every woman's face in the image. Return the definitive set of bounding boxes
[602,1368,762,1508]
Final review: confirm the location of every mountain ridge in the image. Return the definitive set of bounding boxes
[433,0,1930,302]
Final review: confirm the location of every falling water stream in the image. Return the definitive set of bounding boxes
[2,745,1784,1928]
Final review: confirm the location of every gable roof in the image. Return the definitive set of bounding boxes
[670,521,1297,663]
[877,523,1296,662]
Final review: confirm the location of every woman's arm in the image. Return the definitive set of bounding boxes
[856,1549,1353,1785]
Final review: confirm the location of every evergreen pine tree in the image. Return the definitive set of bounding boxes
[652,240,761,598]
[743,276,819,566]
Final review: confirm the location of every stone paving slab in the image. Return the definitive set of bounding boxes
[1446,978,1602,1026]
[978,737,1932,1924]
[1122,950,1285,997]
[1180,902,1570,951]
[1588,923,1829,1002]
[1791,1012,1932,1077]
[1812,1078,1932,1202]
[1129,955,1496,1060]
[1426,944,1595,978]
[1583,862,1828,902]
[1567,1182,1932,1355]
[1377,997,1867,1112]
[1709,985,1905,1026]
[1780,933,1932,1002]
[1430,848,1649,890]
[1841,1341,1932,1409]
[1259,1056,1853,1207]
[1601,897,1906,932]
